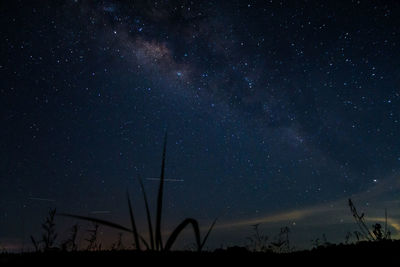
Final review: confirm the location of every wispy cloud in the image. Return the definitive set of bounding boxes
[213,174,400,236]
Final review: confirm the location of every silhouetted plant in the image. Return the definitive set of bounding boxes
[85,223,101,251]
[60,131,217,252]
[246,224,269,252]
[110,233,124,251]
[270,226,292,253]
[42,208,58,251]
[372,222,391,241]
[61,224,79,252]
[348,198,391,242]
[31,208,58,252]
[348,199,374,241]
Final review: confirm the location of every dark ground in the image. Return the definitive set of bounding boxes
[1,240,399,266]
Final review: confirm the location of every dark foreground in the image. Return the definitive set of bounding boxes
[1,240,399,265]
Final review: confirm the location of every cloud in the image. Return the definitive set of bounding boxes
[215,206,331,229]
[212,174,400,238]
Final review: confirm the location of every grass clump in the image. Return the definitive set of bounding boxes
[60,132,217,252]
[348,198,391,242]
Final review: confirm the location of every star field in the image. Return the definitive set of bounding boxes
[1,0,400,250]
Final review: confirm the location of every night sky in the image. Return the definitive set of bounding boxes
[1,0,400,251]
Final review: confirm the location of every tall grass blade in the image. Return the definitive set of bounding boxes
[138,174,155,250]
[59,213,132,233]
[155,131,167,250]
[200,218,218,250]
[127,191,141,251]
[164,218,201,251]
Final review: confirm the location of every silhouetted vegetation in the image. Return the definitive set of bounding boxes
[1,197,399,266]
[246,224,269,252]
[59,132,217,252]
[348,198,391,242]
[2,141,398,265]
[5,186,395,266]
[85,223,101,251]
[30,208,58,252]
[110,233,124,251]
[60,224,79,252]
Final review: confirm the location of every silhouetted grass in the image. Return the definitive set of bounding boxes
[30,208,58,252]
[60,131,217,252]
[60,224,79,252]
[5,135,398,262]
[348,198,391,242]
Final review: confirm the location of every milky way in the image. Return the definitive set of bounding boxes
[1,0,400,250]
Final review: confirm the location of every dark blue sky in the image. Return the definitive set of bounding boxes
[1,0,400,250]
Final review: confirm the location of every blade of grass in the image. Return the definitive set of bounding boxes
[164,218,201,251]
[138,174,155,250]
[59,213,132,233]
[155,131,167,251]
[200,218,218,250]
[163,217,217,251]
[127,191,141,251]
